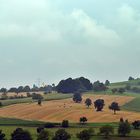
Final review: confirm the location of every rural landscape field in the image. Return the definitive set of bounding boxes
[1,0,140,140]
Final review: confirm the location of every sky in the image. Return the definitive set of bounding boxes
[0,0,140,88]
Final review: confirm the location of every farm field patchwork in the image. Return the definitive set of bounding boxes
[0,94,139,123]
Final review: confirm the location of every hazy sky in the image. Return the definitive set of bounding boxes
[0,0,140,88]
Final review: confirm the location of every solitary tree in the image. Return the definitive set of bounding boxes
[132,120,140,129]
[77,129,91,140]
[38,99,42,106]
[94,99,105,111]
[11,128,32,140]
[85,98,92,108]
[52,129,71,140]
[62,120,69,128]
[109,102,120,114]
[99,125,114,138]
[73,93,82,103]
[105,80,110,86]
[118,120,131,137]
[80,117,88,124]
[37,130,49,140]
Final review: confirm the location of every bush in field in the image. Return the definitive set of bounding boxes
[99,125,114,138]
[118,120,131,137]
[37,130,49,140]
[111,88,117,93]
[105,80,110,86]
[0,102,3,107]
[94,99,105,111]
[85,98,92,108]
[11,128,32,140]
[32,93,43,100]
[0,130,6,140]
[38,99,42,106]
[44,122,55,128]
[36,127,44,133]
[80,117,88,124]
[62,120,69,128]
[132,120,140,129]
[109,102,120,114]
[73,93,82,103]
[118,88,125,94]
[52,129,71,140]
[77,129,92,140]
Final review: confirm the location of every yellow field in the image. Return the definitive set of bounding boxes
[0,95,139,123]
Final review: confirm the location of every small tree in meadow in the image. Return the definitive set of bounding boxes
[0,130,6,140]
[99,125,114,138]
[85,98,92,108]
[37,130,49,140]
[52,129,71,140]
[80,117,88,124]
[118,120,131,137]
[109,102,120,114]
[77,129,91,140]
[94,99,105,111]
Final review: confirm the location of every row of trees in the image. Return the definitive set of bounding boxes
[0,85,53,94]
[73,93,120,114]
[56,77,109,93]
[0,118,133,140]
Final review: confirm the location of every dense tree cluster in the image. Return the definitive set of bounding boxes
[93,81,107,92]
[56,77,93,93]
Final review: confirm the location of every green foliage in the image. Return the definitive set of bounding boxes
[80,117,88,124]
[37,130,49,140]
[93,81,107,92]
[77,129,92,140]
[85,98,92,108]
[62,120,69,128]
[52,129,71,140]
[99,125,114,138]
[0,130,6,140]
[118,120,131,137]
[73,93,82,103]
[56,77,93,93]
[11,128,32,140]
[94,99,105,111]
[109,102,120,114]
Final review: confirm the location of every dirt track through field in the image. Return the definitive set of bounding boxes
[0,95,139,123]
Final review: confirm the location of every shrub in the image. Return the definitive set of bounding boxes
[52,129,71,140]
[44,122,55,128]
[77,129,91,140]
[37,130,49,140]
[62,120,69,128]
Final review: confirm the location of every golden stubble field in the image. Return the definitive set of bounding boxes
[0,94,139,123]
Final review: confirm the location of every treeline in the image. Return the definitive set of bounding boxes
[0,85,53,94]
[56,77,108,93]
[0,118,139,140]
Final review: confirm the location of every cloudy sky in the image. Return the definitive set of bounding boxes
[0,0,140,87]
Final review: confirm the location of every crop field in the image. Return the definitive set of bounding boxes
[0,94,139,123]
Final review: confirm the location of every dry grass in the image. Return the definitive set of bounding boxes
[0,94,139,123]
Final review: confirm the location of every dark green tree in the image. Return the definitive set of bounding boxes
[105,80,110,86]
[73,93,82,103]
[77,129,91,140]
[99,125,114,138]
[109,102,120,114]
[62,120,69,128]
[85,98,92,108]
[37,130,49,140]
[52,129,71,140]
[118,120,131,137]
[80,117,88,124]
[0,130,6,140]
[94,99,105,111]
[11,128,32,140]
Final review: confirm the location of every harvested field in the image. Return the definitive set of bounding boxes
[0,94,139,123]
